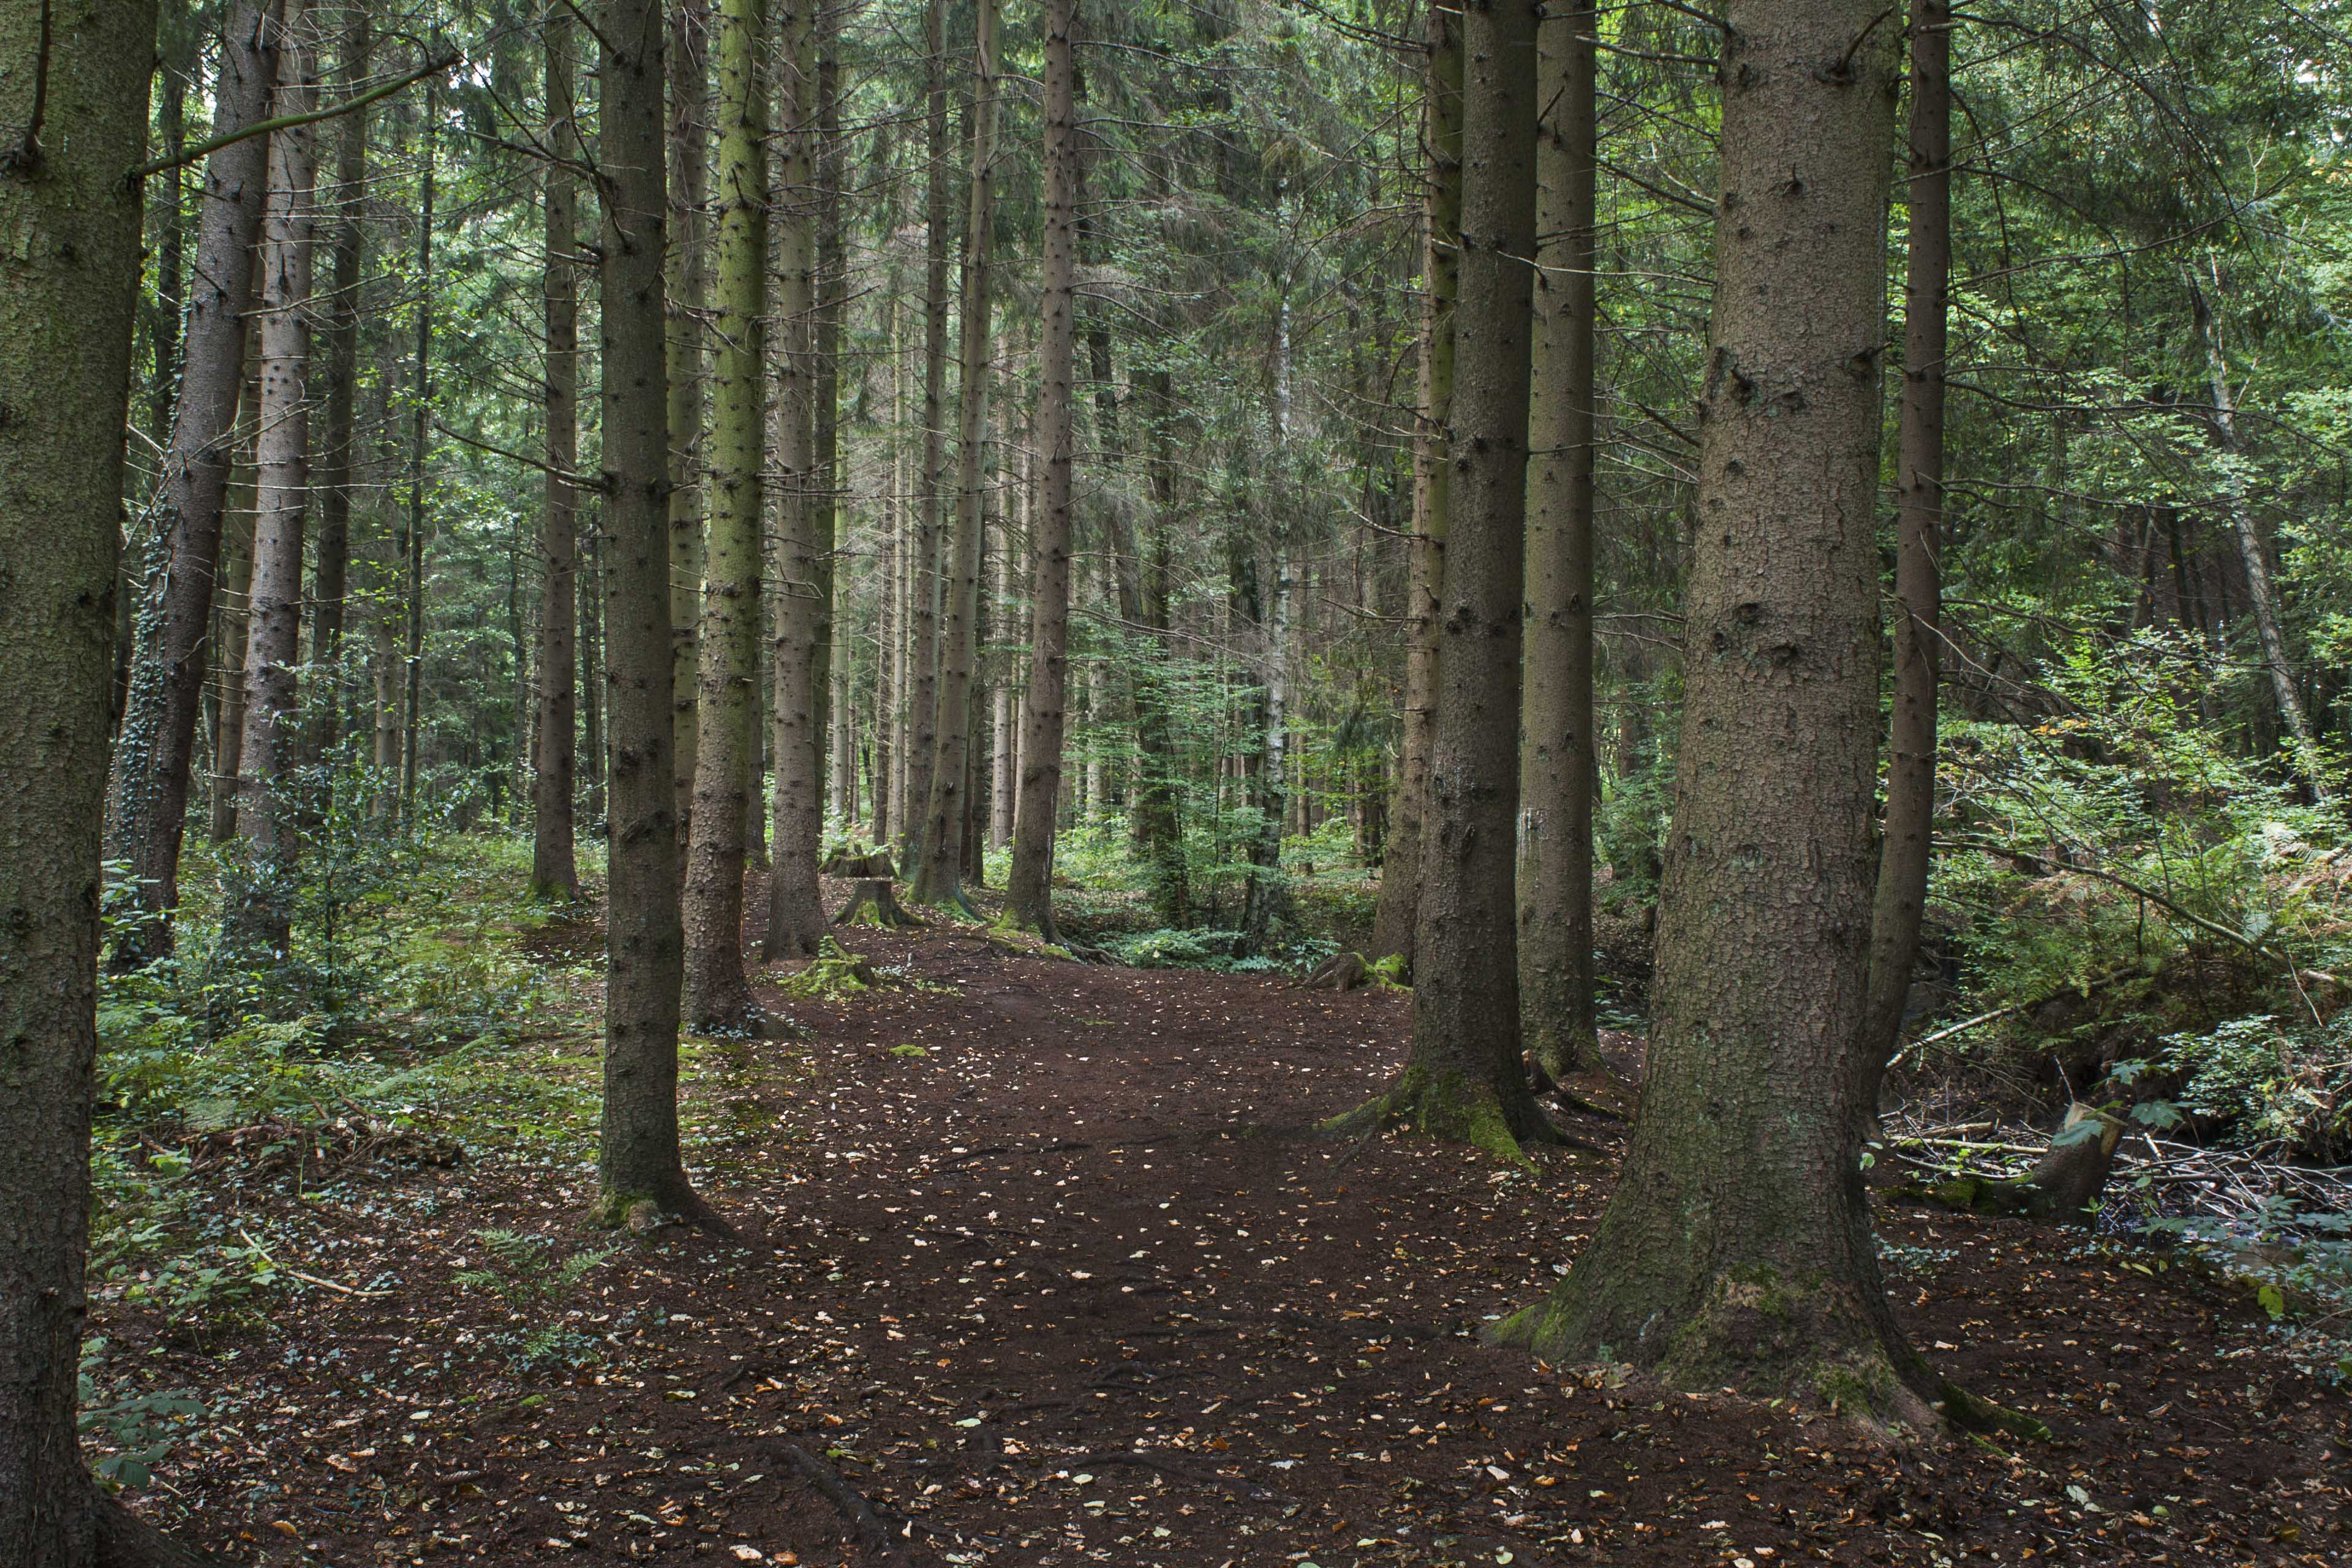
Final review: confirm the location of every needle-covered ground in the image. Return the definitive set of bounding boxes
[99,887,2350,1567]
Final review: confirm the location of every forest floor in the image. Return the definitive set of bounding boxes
[107,881,2351,1568]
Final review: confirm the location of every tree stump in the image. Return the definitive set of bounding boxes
[834,878,921,929]
[1298,952,1369,992]
[822,848,898,879]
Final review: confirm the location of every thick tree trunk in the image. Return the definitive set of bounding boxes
[1005,0,1079,937]
[1861,0,1950,1069]
[595,0,710,1231]
[533,2,583,899]
[1368,0,1460,971]
[1518,3,1604,1080]
[683,0,771,1031]
[232,0,320,954]
[105,0,276,966]
[1496,2,1969,1433]
[668,0,710,856]
[763,0,830,959]
[908,0,997,914]
[309,11,368,758]
[0,1,223,1559]
[904,0,951,866]
[1331,0,1550,1163]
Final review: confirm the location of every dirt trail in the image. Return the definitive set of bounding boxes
[140,922,2347,1566]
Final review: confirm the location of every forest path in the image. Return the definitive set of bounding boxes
[145,916,2348,1567]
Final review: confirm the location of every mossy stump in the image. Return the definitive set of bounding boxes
[834,878,921,929]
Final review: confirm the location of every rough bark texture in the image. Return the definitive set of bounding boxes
[683,0,771,1031]
[764,0,830,959]
[399,85,434,820]
[105,0,276,966]
[904,0,952,869]
[533,2,582,899]
[1332,0,1550,1164]
[1518,3,1604,1081]
[595,0,707,1230]
[232,0,320,954]
[0,2,222,1560]
[1494,1,1942,1430]
[1861,0,1948,1069]
[1137,368,1189,924]
[1005,0,1079,938]
[210,414,257,846]
[1368,0,1460,971]
[668,0,711,853]
[908,0,997,916]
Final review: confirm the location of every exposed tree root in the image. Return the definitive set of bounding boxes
[1321,1064,1567,1168]
[762,1439,913,1563]
[833,876,922,929]
[590,1184,736,1240]
[92,1481,219,1567]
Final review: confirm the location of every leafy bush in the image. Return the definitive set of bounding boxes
[2163,1012,2352,1161]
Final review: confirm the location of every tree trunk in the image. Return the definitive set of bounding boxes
[990,522,1016,851]
[1004,0,1077,937]
[908,0,997,914]
[232,0,320,954]
[1368,0,1460,971]
[904,0,951,866]
[763,0,830,959]
[595,0,710,1231]
[814,7,844,822]
[1330,0,1547,1163]
[1861,0,1950,1069]
[309,10,368,759]
[683,0,771,1032]
[2190,277,2328,798]
[0,0,225,1556]
[668,0,710,855]
[1137,368,1188,924]
[1496,2,1970,1434]
[400,81,435,820]
[1518,2,1604,1080]
[533,1,583,899]
[105,0,276,966]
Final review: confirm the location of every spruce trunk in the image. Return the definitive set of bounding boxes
[1496,1,1963,1432]
[534,2,584,899]
[669,0,711,853]
[904,0,951,866]
[684,0,772,1028]
[1518,3,1603,1080]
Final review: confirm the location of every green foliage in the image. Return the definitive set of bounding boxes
[2163,1012,2352,1161]
[78,1340,206,1491]
[452,1229,617,1371]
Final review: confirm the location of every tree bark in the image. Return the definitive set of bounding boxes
[1860,0,1949,1069]
[763,0,830,958]
[399,80,435,820]
[908,0,997,914]
[813,8,844,823]
[595,0,710,1231]
[1496,1,1964,1433]
[668,0,710,854]
[0,0,225,1558]
[533,1,583,899]
[232,0,320,954]
[683,0,771,1031]
[1518,2,1604,1080]
[309,10,368,758]
[209,388,257,846]
[1137,367,1188,924]
[1004,0,1079,937]
[903,0,951,867]
[1330,0,1550,1163]
[105,0,276,966]
[1368,0,1460,971]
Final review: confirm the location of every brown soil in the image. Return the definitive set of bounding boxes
[112,919,2350,1566]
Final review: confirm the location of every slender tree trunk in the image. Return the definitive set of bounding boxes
[105,0,276,965]
[813,5,843,824]
[1004,0,1076,935]
[1330,0,1547,1161]
[904,0,951,865]
[580,523,606,821]
[763,0,830,957]
[310,10,368,758]
[909,0,997,913]
[1496,2,1981,1436]
[1368,0,1460,971]
[535,1,584,898]
[990,522,1016,851]
[2191,278,2328,797]
[669,0,710,853]
[232,0,319,952]
[0,0,223,1556]
[873,353,898,841]
[684,0,771,1030]
[1861,0,1950,1065]
[1518,2,1603,1080]
[401,81,435,819]
[1137,368,1188,924]
[595,0,712,1231]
